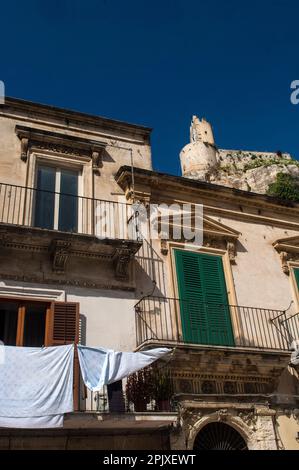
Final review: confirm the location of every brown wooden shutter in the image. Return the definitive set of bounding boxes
[45,302,80,410]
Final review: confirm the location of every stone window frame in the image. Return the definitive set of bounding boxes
[167,241,240,344]
[289,261,299,312]
[273,236,299,312]
[28,152,86,233]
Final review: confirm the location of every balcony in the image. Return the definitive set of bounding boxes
[0,182,141,283]
[135,296,299,352]
[67,368,178,432]
[0,182,139,239]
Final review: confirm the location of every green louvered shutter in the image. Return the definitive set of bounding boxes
[294,268,299,290]
[174,249,234,346]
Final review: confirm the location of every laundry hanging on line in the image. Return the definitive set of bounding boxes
[77,345,172,392]
[0,344,74,429]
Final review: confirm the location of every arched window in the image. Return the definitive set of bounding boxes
[193,422,248,450]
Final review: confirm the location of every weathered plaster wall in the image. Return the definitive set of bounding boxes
[0,280,137,351]
[0,104,152,202]
[276,414,299,450]
[213,216,298,313]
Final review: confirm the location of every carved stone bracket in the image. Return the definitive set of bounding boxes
[113,246,134,279]
[20,137,29,162]
[227,241,237,264]
[160,239,169,256]
[280,251,290,275]
[92,148,104,174]
[51,240,71,273]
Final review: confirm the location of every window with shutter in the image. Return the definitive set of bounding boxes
[46,301,80,410]
[174,249,234,346]
[294,268,299,291]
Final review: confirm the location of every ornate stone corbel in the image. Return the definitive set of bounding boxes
[51,240,71,273]
[92,148,104,174]
[20,137,29,162]
[113,246,133,279]
[227,241,236,264]
[280,251,290,275]
[160,239,169,256]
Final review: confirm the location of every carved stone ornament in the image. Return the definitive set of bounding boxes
[51,240,71,273]
[92,149,104,173]
[216,409,229,422]
[238,411,257,429]
[280,251,290,275]
[16,125,106,165]
[160,239,169,256]
[20,137,29,162]
[113,246,133,279]
[227,241,236,264]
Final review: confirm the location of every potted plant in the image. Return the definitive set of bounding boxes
[152,367,173,411]
[126,367,153,412]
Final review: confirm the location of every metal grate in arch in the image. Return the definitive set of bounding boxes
[193,422,248,450]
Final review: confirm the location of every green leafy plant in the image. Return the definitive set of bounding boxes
[266,172,299,202]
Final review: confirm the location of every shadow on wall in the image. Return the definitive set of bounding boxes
[135,238,167,298]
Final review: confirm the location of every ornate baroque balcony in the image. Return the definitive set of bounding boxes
[0,182,141,285]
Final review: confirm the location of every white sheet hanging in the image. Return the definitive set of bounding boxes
[77,345,172,391]
[0,344,74,428]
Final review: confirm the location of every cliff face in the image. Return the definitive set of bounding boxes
[180,116,299,195]
[187,149,299,194]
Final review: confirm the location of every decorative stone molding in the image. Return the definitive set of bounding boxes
[51,240,71,273]
[215,408,229,421]
[0,224,142,287]
[113,246,134,279]
[20,137,29,162]
[280,251,290,274]
[160,239,169,256]
[273,235,299,274]
[0,273,136,292]
[227,241,236,264]
[92,149,104,173]
[238,410,258,429]
[15,125,106,165]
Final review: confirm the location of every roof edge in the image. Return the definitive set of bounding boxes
[1,97,152,135]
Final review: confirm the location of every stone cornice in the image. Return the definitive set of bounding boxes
[116,166,299,222]
[2,97,152,139]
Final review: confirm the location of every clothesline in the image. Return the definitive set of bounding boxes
[0,344,172,429]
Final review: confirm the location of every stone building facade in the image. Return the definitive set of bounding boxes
[0,98,298,450]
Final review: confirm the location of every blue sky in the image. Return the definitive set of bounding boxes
[1,0,299,174]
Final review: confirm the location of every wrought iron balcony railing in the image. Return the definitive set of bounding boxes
[135,296,299,351]
[78,372,177,413]
[0,182,138,240]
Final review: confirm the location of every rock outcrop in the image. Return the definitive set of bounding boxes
[180,117,299,194]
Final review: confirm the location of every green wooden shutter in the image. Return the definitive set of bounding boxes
[174,249,234,346]
[294,268,299,290]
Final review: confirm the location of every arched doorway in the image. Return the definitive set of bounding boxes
[193,422,248,450]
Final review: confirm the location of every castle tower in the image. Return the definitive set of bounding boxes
[180,115,217,180]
